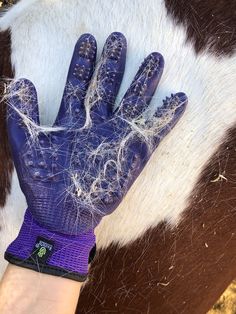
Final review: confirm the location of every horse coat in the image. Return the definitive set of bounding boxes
[0,0,236,313]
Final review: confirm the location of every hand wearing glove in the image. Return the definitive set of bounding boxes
[5,32,187,281]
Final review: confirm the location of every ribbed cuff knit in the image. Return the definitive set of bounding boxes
[5,209,96,282]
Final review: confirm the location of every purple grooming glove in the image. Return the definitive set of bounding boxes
[5,32,187,281]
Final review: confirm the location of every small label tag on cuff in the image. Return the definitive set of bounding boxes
[31,236,54,264]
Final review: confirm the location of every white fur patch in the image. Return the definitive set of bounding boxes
[0,0,235,274]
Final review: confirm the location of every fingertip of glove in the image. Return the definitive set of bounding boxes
[173,92,188,114]
[145,52,165,70]
[103,32,127,60]
[7,78,37,99]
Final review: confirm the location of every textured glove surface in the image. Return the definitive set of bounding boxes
[7,32,187,236]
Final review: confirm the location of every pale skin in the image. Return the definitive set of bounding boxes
[0,264,82,314]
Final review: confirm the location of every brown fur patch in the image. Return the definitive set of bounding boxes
[0,30,13,207]
[165,0,236,56]
[78,127,236,313]
[0,1,16,6]
[6,0,235,54]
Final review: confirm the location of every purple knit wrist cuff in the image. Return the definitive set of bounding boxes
[5,209,96,282]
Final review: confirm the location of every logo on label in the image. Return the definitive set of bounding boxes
[37,247,47,258]
[31,237,54,264]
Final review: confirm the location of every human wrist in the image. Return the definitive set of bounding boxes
[0,264,82,314]
[5,209,96,282]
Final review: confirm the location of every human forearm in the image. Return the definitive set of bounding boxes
[0,264,81,314]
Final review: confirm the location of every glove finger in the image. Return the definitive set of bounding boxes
[7,78,39,152]
[55,34,97,126]
[116,52,164,120]
[149,92,188,147]
[89,32,127,124]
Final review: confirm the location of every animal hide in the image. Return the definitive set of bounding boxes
[0,1,236,312]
